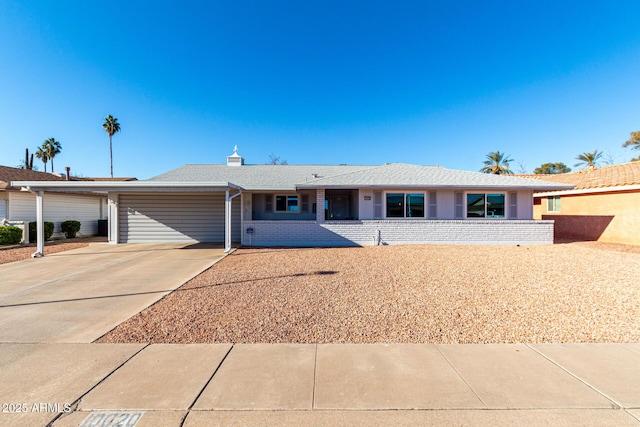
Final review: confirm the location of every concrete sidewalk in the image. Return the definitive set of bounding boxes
[1,343,638,426]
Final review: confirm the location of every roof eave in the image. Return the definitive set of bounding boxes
[10,181,242,193]
[534,183,640,197]
[296,184,574,191]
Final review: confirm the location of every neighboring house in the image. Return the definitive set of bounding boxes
[1,165,124,240]
[12,149,572,252]
[528,162,640,245]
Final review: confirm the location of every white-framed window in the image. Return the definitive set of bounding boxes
[275,195,299,212]
[547,196,560,212]
[385,192,425,218]
[466,193,505,218]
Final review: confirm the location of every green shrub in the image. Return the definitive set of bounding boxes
[29,221,55,242]
[61,220,81,238]
[0,225,23,245]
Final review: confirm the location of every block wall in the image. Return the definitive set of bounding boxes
[241,220,555,246]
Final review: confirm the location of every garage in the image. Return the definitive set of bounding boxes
[118,193,241,243]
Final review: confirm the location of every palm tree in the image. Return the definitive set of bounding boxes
[574,150,603,169]
[102,115,121,178]
[42,138,62,173]
[35,146,49,172]
[480,151,514,174]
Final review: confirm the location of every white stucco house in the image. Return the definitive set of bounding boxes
[12,149,573,255]
[1,165,108,240]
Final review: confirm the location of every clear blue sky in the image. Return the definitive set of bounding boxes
[1,1,639,179]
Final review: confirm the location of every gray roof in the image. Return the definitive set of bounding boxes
[149,164,374,190]
[298,163,574,190]
[149,163,573,191]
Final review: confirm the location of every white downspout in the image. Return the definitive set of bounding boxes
[225,190,242,253]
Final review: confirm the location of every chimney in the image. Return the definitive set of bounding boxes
[226,145,244,166]
[65,166,71,180]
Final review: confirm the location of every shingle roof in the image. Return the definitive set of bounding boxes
[0,166,65,189]
[149,164,374,190]
[300,163,572,190]
[518,162,640,190]
[150,163,573,191]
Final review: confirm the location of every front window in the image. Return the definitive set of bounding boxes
[275,195,298,212]
[547,196,560,212]
[406,193,425,217]
[386,193,425,218]
[386,193,404,217]
[487,194,505,217]
[466,193,505,218]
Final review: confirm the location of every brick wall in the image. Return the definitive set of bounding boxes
[241,220,555,246]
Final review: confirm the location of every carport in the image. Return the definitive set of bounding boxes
[10,180,242,256]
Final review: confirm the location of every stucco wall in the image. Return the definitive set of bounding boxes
[535,190,640,245]
[241,219,554,246]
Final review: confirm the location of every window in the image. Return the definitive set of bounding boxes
[466,193,505,218]
[386,193,425,218]
[547,196,560,212]
[275,195,298,212]
[406,193,425,217]
[386,193,404,217]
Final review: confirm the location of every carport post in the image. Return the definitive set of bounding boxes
[33,190,44,257]
[225,190,242,253]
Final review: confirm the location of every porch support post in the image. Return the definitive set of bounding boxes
[225,190,231,252]
[33,190,44,258]
[225,189,242,253]
[316,188,325,222]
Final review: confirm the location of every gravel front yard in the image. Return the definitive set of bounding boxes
[98,243,640,344]
[0,240,95,264]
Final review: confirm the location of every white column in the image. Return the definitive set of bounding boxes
[316,188,325,222]
[225,190,231,252]
[33,190,44,257]
[107,193,119,244]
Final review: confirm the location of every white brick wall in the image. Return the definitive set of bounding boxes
[241,219,555,246]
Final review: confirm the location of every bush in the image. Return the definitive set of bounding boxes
[61,220,81,239]
[29,221,55,242]
[0,225,23,245]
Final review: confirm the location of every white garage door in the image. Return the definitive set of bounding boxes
[119,193,239,243]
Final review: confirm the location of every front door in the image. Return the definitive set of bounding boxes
[328,195,349,219]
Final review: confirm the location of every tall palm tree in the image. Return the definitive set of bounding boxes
[35,146,49,172]
[102,115,121,178]
[42,138,62,173]
[574,150,603,169]
[480,151,514,175]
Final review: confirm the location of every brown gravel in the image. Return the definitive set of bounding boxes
[97,243,640,344]
[0,238,103,265]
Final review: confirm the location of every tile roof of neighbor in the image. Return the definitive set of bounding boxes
[517,162,640,191]
[0,166,66,189]
[150,163,573,191]
[0,165,136,189]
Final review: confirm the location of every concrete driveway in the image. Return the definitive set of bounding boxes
[0,243,226,343]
